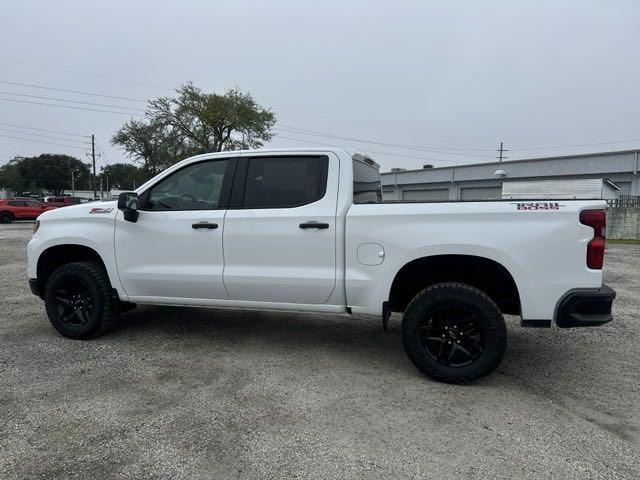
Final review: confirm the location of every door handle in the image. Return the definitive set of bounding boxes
[299,221,329,229]
[192,222,218,229]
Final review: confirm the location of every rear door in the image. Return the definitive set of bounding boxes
[223,153,338,304]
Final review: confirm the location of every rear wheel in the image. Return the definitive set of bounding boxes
[44,262,116,339]
[401,282,507,383]
[0,212,13,224]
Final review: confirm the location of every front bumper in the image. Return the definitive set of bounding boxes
[555,284,616,328]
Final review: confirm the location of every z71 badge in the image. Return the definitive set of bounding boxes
[89,207,114,214]
[512,202,565,211]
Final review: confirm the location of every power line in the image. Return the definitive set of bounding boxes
[0,121,88,138]
[510,138,640,151]
[6,74,639,158]
[273,134,462,164]
[277,125,492,157]
[0,97,144,116]
[0,127,91,145]
[0,90,146,112]
[0,133,91,150]
[95,140,113,169]
[0,57,173,91]
[0,80,148,103]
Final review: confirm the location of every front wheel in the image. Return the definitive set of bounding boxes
[44,262,116,339]
[401,282,507,383]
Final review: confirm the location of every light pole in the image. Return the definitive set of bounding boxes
[70,168,80,196]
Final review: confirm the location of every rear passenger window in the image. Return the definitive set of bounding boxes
[243,156,328,208]
[8,201,26,207]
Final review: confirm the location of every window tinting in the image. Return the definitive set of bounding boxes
[353,160,382,204]
[146,160,229,210]
[8,200,26,207]
[243,156,328,208]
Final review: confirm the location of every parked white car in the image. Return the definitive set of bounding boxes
[27,148,615,382]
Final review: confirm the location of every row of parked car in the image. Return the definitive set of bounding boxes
[0,196,92,223]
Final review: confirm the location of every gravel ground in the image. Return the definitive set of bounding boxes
[0,222,638,479]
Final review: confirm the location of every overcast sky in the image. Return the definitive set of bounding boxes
[1,0,639,172]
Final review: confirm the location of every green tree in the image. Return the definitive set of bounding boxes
[112,83,275,170]
[99,163,150,190]
[0,157,27,192]
[15,154,91,195]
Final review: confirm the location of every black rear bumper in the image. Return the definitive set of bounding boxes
[555,285,616,328]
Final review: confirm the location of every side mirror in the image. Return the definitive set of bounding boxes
[118,192,139,223]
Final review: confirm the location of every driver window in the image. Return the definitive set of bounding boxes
[146,160,229,211]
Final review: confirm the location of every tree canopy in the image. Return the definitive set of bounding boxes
[99,163,150,190]
[111,83,276,172]
[0,154,91,195]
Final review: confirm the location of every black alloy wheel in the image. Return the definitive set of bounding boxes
[419,305,484,367]
[402,282,507,383]
[44,262,116,339]
[53,277,95,327]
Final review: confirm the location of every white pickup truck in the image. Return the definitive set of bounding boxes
[27,148,615,383]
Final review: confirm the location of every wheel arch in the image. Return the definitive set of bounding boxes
[0,210,15,221]
[35,244,110,299]
[388,254,521,315]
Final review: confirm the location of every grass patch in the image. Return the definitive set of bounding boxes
[608,239,640,245]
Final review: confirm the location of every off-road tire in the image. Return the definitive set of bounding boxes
[44,262,116,339]
[402,282,507,383]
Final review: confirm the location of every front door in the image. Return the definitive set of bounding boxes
[223,153,338,304]
[115,157,236,300]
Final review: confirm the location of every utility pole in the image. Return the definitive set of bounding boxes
[71,169,76,196]
[86,134,101,199]
[496,142,508,162]
[91,134,96,199]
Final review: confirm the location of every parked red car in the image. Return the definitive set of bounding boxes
[0,199,56,223]
[44,196,91,208]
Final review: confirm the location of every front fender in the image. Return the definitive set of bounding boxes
[27,216,127,300]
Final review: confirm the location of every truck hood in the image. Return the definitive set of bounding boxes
[38,200,118,221]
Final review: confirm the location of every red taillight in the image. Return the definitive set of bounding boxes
[580,209,606,269]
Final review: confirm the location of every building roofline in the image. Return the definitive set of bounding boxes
[380,148,640,175]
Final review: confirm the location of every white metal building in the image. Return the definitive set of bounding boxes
[381,149,640,201]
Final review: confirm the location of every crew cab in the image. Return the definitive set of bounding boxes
[26,148,616,383]
[0,198,56,223]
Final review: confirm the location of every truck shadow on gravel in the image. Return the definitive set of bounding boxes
[111,305,410,369]
[103,306,640,446]
[110,306,611,387]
